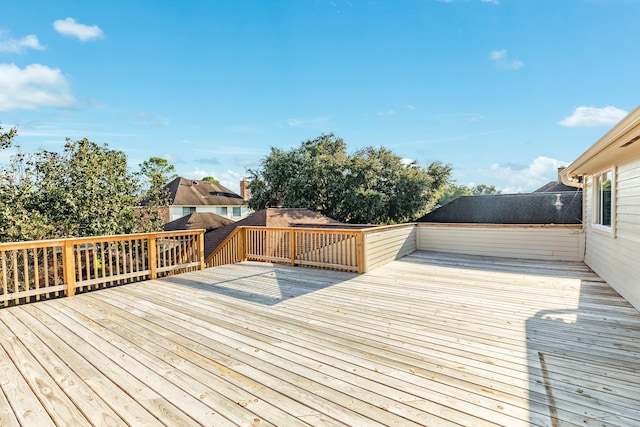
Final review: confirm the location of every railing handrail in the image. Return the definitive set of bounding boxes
[1,230,205,308]
[0,229,206,250]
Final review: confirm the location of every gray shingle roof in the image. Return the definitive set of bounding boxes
[418,191,582,224]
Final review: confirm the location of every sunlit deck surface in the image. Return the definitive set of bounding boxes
[1,251,640,426]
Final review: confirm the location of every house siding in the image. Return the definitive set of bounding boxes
[169,206,252,222]
[363,225,417,272]
[417,224,585,261]
[584,159,640,310]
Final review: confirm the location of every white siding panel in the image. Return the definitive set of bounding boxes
[363,225,417,271]
[417,225,585,262]
[584,158,640,311]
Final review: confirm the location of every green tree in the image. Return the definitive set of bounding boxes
[32,138,139,237]
[471,184,500,195]
[0,122,17,149]
[1,123,53,241]
[202,176,220,183]
[137,157,176,232]
[247,134,451,224]
[436,183,501,206]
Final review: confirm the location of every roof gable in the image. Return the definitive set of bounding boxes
[165,177,244,206]
[163,212,234,232]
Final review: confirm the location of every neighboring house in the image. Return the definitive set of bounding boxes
[418,169,582,224]
[561,105,640,311]
[203,208,344,261]
[163,177,252,222]
[163,212,234,232]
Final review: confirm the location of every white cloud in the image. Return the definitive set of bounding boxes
[125,111,170,128]
[188,167,246,193]
[558,105,628,127]
[0,32,45,53]
[287,116,329,127]
[482,156,567,193]
[377,110,396,116]
[0,63,75,111]
[490,50,506,60]
[431,112,485,122]
[489,49,523,70]
[53,18,104,42]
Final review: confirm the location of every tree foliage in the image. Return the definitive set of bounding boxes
[201,176,220,183]
[137,157,176,232]
[247,134,451,224]
[0,126,174,242]
[436,183,501,206]
[27,138,138,238]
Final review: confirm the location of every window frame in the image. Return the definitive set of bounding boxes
[592,167,616,235]
[232,206,242,217]
[182,206,196,217]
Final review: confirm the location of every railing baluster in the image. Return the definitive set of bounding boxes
[1,250,7,303]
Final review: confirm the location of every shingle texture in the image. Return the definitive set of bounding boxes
[163,212,234,232]
[418,189,583,225]
[165,177,245,206]
[204,208,343,259]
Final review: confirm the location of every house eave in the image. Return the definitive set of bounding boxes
[562,105,640,184]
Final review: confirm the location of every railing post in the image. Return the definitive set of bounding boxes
[149,235,157,280]
[62,240,76,297]
[198,231,205,270]
[238,228,247,262]
[357,232,366,274]
[290,230,296,266]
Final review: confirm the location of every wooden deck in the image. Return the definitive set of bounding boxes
[1,251,639,426]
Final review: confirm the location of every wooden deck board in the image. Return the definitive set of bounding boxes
[1,250,640,426]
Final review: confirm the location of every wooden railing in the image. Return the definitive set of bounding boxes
[0,230,205,308]
[207,226,365,273]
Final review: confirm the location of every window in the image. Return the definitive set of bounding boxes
[232,207,241,217]
[182,207,196,217]
[217,207,228,216]
[594,170,612,227]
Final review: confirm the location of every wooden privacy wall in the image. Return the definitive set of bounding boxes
[416,223,585,261]
[0,230,205,308]
[362,224,418,271]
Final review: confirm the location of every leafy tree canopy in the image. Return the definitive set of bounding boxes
[0,126,174,242]
[202,176,220,183]
[137,156,177,232]
[436,183,501,207]
[247,134,451,224]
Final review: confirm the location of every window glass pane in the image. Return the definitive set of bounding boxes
[182,207,196,216]
[594,171,612,227]
[218,207,228,215]
[601,171,611,226]
[232,207,241,216]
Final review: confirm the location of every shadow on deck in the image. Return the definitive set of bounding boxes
[1,250,639,426]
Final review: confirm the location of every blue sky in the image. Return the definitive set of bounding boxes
[2,0,639,194]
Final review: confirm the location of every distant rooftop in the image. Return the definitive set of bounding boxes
[419,191,582,224]
[165,177,245,206]
[164,212,234,232]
